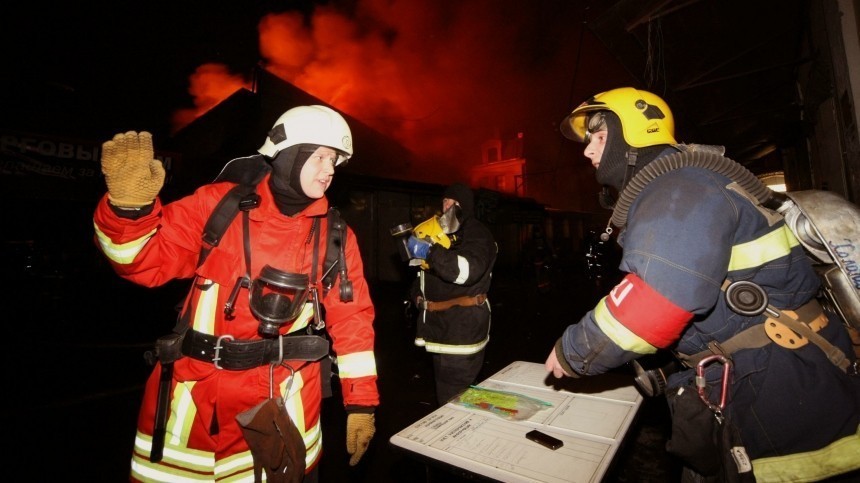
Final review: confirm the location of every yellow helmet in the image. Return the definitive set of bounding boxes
[560,87,676,147]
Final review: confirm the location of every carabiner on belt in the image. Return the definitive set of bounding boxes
[269,361,296,400]
[696,354,732,417]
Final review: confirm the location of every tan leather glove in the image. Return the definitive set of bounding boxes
[345,412,375,466]
[101,131,165,208]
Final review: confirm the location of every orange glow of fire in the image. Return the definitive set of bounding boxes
[170,1,606,180]
[170,64,252,133]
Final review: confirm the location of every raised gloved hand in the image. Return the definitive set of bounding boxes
[346,412,375,466]
[406,236,432,259]
[101,131,165,208]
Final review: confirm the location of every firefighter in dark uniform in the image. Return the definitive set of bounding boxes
[546,87,860,482]
[406,183,498,406]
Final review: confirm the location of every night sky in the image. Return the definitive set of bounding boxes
[4,0,634,197]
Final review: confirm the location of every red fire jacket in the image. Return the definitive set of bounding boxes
[94,175,378,481]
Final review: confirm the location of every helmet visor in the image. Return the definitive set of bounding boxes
[560,100,606,142]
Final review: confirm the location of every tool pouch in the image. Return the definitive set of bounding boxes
[144,332,185,366]
[156,333,184,363]
[665,386,755,482]
[236,397,306,483]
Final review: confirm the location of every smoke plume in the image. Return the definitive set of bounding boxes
[172,0,600,181]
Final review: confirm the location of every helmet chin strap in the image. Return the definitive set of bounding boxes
[622,146,639,191]
[598,187,617,210]
[597,146,638,241]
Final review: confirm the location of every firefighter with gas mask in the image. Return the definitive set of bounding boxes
[94,105,378,482]
[547,87,860,481]
[405,183,498,406]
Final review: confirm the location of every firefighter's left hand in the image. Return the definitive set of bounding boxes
[346,412,375,466]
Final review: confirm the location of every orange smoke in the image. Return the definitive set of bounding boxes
[171,1,606,180]
[171,64,252,133]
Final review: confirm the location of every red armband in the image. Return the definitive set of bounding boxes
[605,273,693,348]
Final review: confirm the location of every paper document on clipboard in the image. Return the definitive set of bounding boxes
[395,406,615,483]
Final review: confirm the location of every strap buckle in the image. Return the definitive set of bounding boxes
[213,335,235,370]
[416,296,428,310]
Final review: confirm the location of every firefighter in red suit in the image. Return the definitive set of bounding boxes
[94,105,378,482]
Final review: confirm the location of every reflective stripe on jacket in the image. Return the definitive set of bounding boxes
[558,165,860,480]
[411,214,496,353]
[94,175,378,478]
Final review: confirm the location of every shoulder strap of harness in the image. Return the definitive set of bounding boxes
[197,154,353,300]
[197,156,271,267]
[323,207,353,302]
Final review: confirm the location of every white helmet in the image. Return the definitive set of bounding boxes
[257,105,353,165]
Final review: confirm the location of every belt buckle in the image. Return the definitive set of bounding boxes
[213,335,235,370]
[417,296,429,310]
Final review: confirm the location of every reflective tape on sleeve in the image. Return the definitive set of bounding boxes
[94,223,156,264]
[337,351,378,378]
[596,274,693,351]
[729,225,799,271]
[454,255,469,284]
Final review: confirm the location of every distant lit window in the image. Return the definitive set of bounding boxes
[758,172,786,192]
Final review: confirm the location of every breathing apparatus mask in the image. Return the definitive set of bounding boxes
[250,265,311,338]
[391,183,470,269]
[224,265,312,338]
[438,203,462,234]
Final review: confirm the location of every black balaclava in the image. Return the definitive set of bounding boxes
[443,182,475,220]
[596,111,673,194]
[268,144,320,216]
[595,112,631,193]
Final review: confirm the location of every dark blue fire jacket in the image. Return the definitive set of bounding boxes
[557,164,860,480]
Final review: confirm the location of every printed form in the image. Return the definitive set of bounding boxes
[391,361,643,483]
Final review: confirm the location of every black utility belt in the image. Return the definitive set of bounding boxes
[181,329,330,370]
